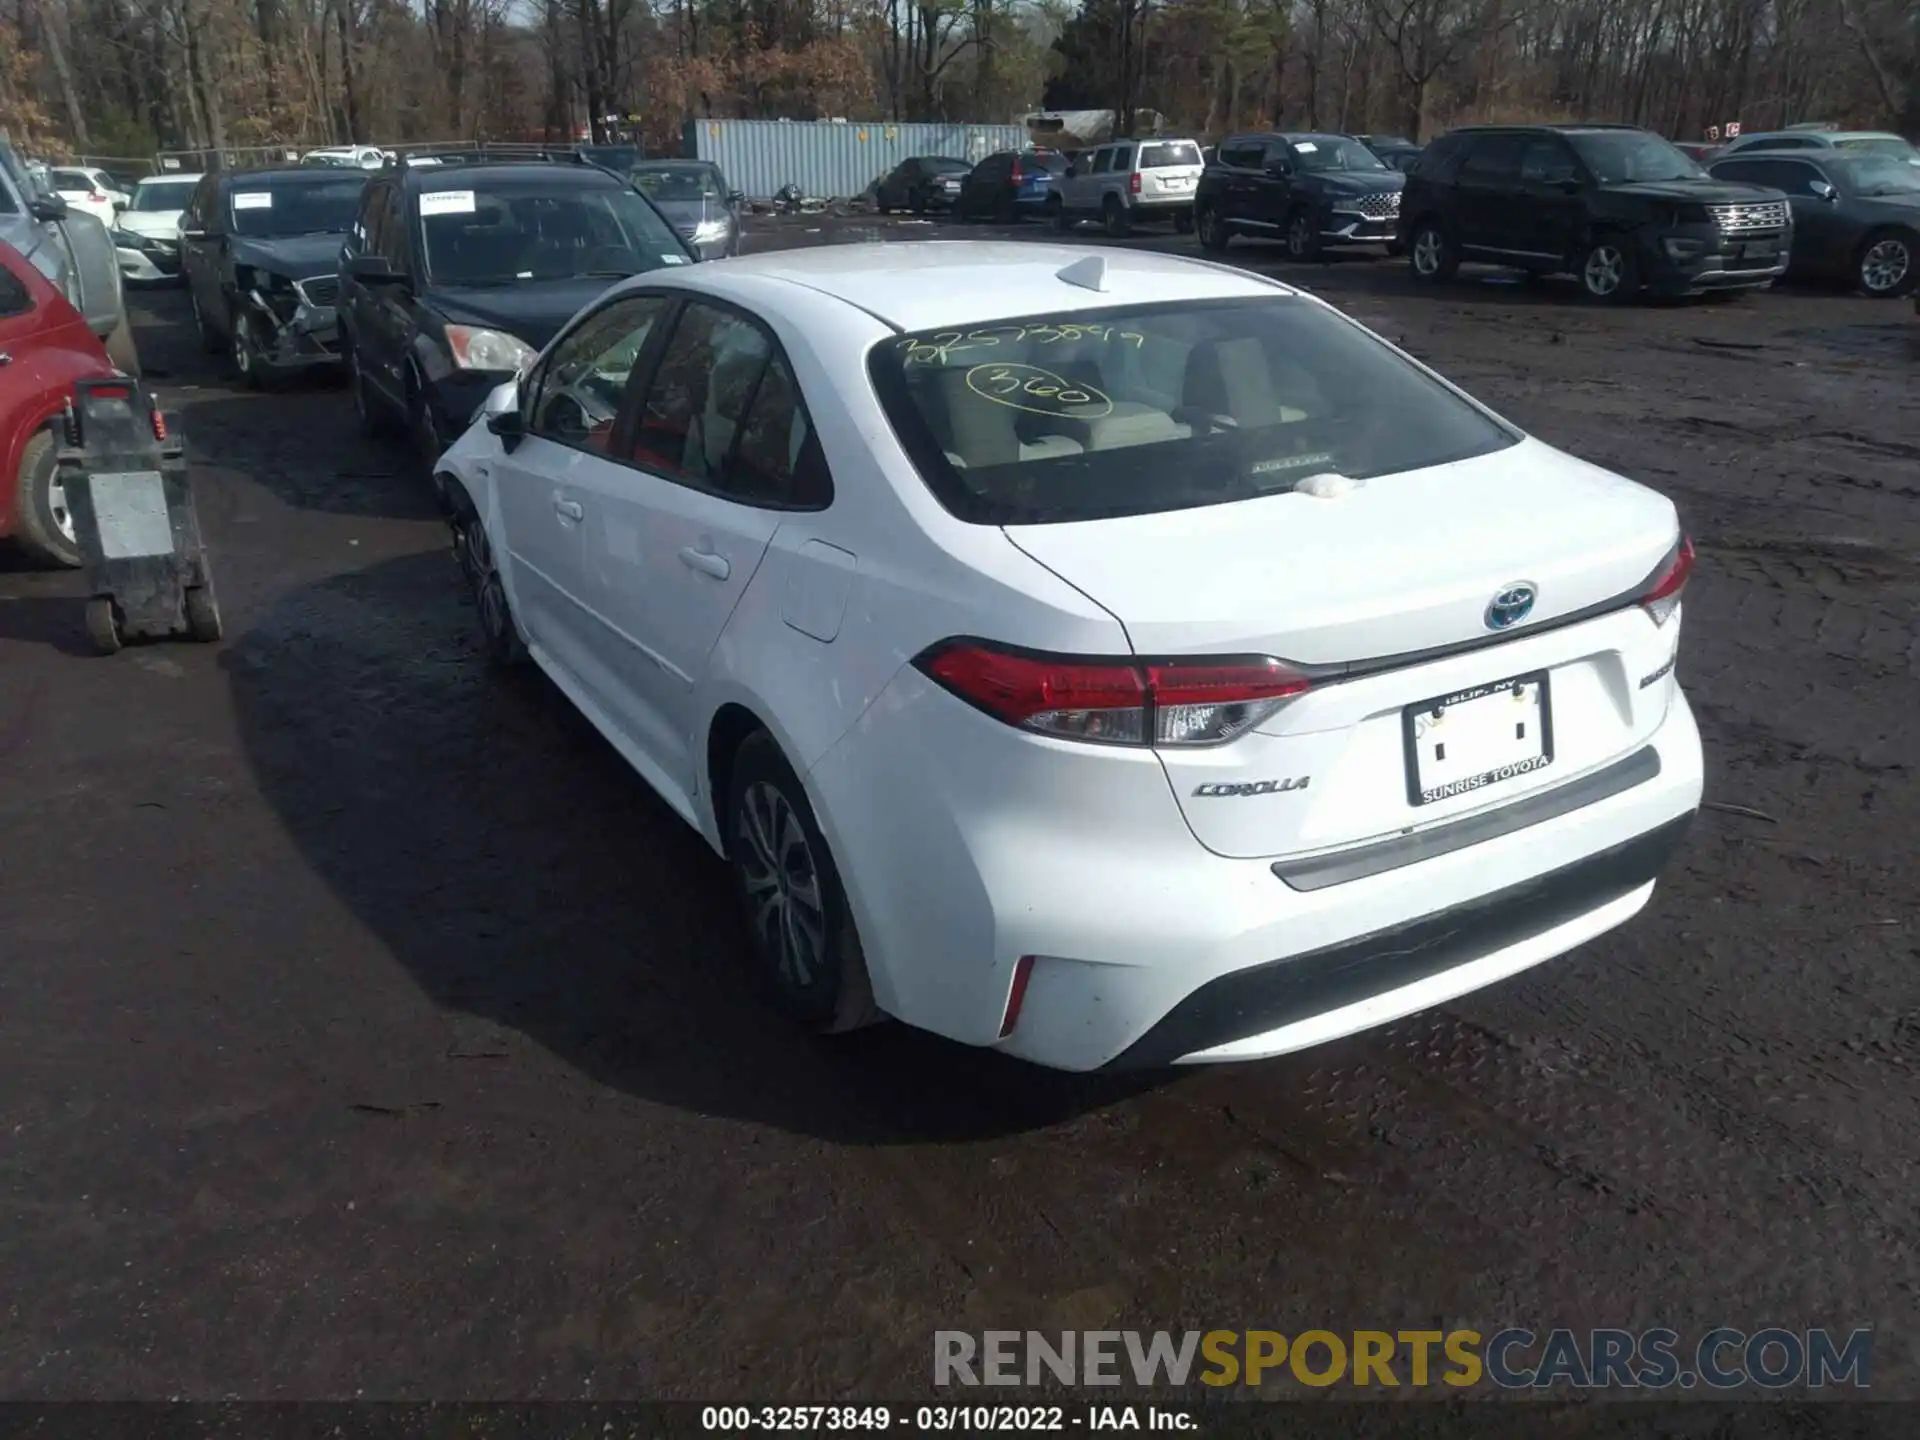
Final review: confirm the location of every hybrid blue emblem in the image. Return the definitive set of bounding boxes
[1485,582,1537,631]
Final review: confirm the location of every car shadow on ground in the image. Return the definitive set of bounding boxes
[223,549,1171,1145]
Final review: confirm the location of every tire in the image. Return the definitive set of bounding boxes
[230,310,264,389]
[102,314,141,376]
[993,192,1016,225]
[1286,208,1322,261]
[191,289,222,354]
[1102,195,1131,239]
[184,583,223,643]
[407,374,446,476]
[1854,228,1916,298]
[1197,205,1231,252]
[85,597,122,655]
[348,341,399,439]
[11,429,81,569]
[451,494,526,668]
[1578,237,1639,304]
[1408,220,1459,282]
[910,190,927,216]
[1047,195,1069,232]
[725,730,879,1034]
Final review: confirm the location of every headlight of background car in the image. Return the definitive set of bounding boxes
[691,218,731,245]
[445,325,537,373]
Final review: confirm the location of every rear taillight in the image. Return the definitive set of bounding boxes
[1639,535,1695,627]
[1129,172,1141,194]
[1010,160,1024,184]
[915,640,1312,747]
[89,190,106,203]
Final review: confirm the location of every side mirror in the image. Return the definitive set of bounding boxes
[486,407,525,451]
[113,199,128,214]
[28,194,67,222]
[728,190,745,206]
[481,378,520,417]
[1809,180,1837,201]
[347,254,408,286]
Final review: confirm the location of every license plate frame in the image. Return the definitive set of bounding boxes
[1402,669,1555,807]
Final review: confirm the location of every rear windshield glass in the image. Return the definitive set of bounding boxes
[868,298,1519,525]
[132,179,197,212]
[1139,142,1202,169]
[1024,151,1069,174]
[632,164,725,202]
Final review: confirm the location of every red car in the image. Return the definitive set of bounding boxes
[1,239,119,567]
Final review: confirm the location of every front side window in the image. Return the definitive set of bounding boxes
[867,298,1519,525]
[530,294,672,452]
[420,183,688,286]
[1569,131,1704,183]
[0,264,33,318]
[628,302,825,506]
[1519,139,1580,185]
[1288,138,1387,173]
[228,177,368,238]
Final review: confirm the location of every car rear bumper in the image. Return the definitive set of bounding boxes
[808,661,1704,1073]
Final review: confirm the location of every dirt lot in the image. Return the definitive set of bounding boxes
[2,215,1917,1411]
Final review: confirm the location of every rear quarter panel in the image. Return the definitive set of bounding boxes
[2,321,115,538]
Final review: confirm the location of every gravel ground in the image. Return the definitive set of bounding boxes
[2,212,1917,1417]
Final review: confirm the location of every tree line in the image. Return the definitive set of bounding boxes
[0,0,1912,167]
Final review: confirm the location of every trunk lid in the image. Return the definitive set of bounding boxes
[1003,437,1686,859]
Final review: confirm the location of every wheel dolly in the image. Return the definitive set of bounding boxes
[56,377,223,655]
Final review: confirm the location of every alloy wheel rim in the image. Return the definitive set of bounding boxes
[48,472,73,542]
[1861,239,1910,292]
[1414,230,1440,273]
[1585,246,1624,295]
[736,780,825,991]
[1290,217,1311,255]
[465,520,508,640]
[233,318,252,372]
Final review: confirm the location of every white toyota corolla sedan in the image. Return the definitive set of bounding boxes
[432,241,1704,1072]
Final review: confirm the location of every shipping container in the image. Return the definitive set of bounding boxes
[682,119,1031,202]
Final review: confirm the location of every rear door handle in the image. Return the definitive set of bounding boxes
[554,497,584,521]
[678,546,730,580]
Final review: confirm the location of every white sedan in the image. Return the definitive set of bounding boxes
[433,241,1704,1072]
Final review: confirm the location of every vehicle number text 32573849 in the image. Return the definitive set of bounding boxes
[701,1406,1070,1431]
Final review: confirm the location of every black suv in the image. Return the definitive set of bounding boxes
[1195,133,1406,260]
[1398,124,1791,302]
[337,157,691,473]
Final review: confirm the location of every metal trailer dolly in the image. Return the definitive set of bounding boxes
[56,377,223,655]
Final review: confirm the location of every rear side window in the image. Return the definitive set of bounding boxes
[1460,135,1526,183]
[867,298,1519,526]
[1139,142,1202,169]
[1109,145,1135,171]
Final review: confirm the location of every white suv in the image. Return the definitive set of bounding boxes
[436,242,1703,1073]
[1051,138,1204,237]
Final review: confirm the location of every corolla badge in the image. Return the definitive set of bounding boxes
[1485,582,1538,631]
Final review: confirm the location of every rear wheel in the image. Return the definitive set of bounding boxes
[910,189,927,216]
[1102,194,1131,239]
[1196,205,1231,251]
[1854,229,1915,297]
[1047,195,1069,232]
[726,731,879,1034]
[1408,221,1459,282]
[11,429,81,568]
[993,191,1017,225]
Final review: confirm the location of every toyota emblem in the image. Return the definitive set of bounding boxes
[1485,582,1537,631]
